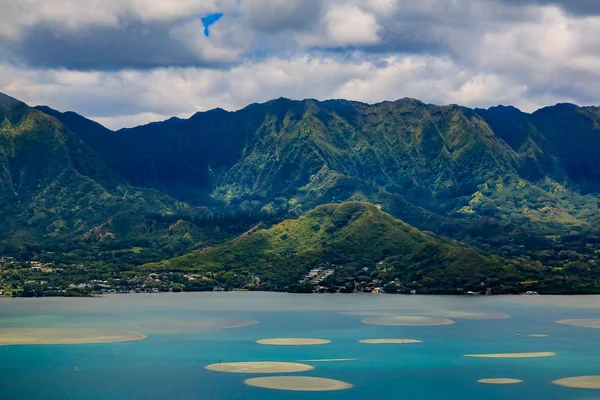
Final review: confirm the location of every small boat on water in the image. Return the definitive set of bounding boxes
[74,366,79,372]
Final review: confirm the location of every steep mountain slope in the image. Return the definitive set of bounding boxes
[38,100,515,229]
[36,104,269,204]
[1,93,227,264]
[44,98,520,210]
[142,202,552,293]
[476,103,600,191]
[213,99,520,212]
[0,92,598,294]
[42,97,600,244]
[529,104,600,192]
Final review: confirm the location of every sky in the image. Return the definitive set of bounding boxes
[1,0,599,130]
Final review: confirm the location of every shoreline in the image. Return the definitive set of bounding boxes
[4,292,600,303]
[7,289,600,299]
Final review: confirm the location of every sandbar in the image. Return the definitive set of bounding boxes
[362,315,455,326]
[299,358,358,362]
[552,376,600,389]
[478,378,523,384]
[205,361,313,373]
[244,376,353,391]
[465,352,556,358]
[509,295,600,309]
[527,334,549,337]
[141,319,258,332]
[556,319,600,329]
[257,338,331,346]
[359,339,422,344]
[0,327,146,346]
[430,311,510,320]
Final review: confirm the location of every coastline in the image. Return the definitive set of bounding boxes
[3,292,600,309]
[6,290,600,299]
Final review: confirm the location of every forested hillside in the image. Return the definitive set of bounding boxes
[1,92,598,295]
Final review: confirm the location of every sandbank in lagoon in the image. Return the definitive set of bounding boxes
[141,319,259,332]
[344,310,509,320]
[362,315,455,326]
[552,376,600,389]
[244,376,353,391]
[510,295,600,309]
[556,319,600,329]
[257,338,331,345]
[465,352,556,358]
[527,334,549,337]
[0,327,146,346]
[205,361,313,373]
[478,378,523,384]
[359,339,422,344]
[429,311,510,320]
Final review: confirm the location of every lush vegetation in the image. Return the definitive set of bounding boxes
[0,91,599,294]
[43,97,600,239]
[0,93,274,268]
[142,202,599,294]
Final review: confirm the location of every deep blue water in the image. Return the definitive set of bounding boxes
[1,293,600,399]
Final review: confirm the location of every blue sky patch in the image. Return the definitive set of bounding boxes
[201,13,224,37]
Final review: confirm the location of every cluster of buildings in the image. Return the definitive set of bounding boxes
[29,262,63,274]
[299,264,335,291]
[298,264,388,294]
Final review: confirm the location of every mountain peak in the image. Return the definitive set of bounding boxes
[533,102,580,115]
[482,105,523,113]
[190,107,229,118]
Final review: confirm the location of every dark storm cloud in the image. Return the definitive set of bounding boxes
[3,21,236,70]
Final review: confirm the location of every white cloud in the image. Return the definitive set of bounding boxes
[474,6,600,103]
[450,74,528,107]
[1,0,600,126]
[1,52,572,130]
[324,5,381,46]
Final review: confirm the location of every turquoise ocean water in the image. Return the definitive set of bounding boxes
[1,292,600,399]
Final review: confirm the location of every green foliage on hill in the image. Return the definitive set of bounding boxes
[143,202,551,293]
[0,92,598,293]
[42,98,600,240]
[0,93,246,266]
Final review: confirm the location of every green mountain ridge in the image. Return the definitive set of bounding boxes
[38,97,600,239]
[0,94,236,266]
[0,91,599,294]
